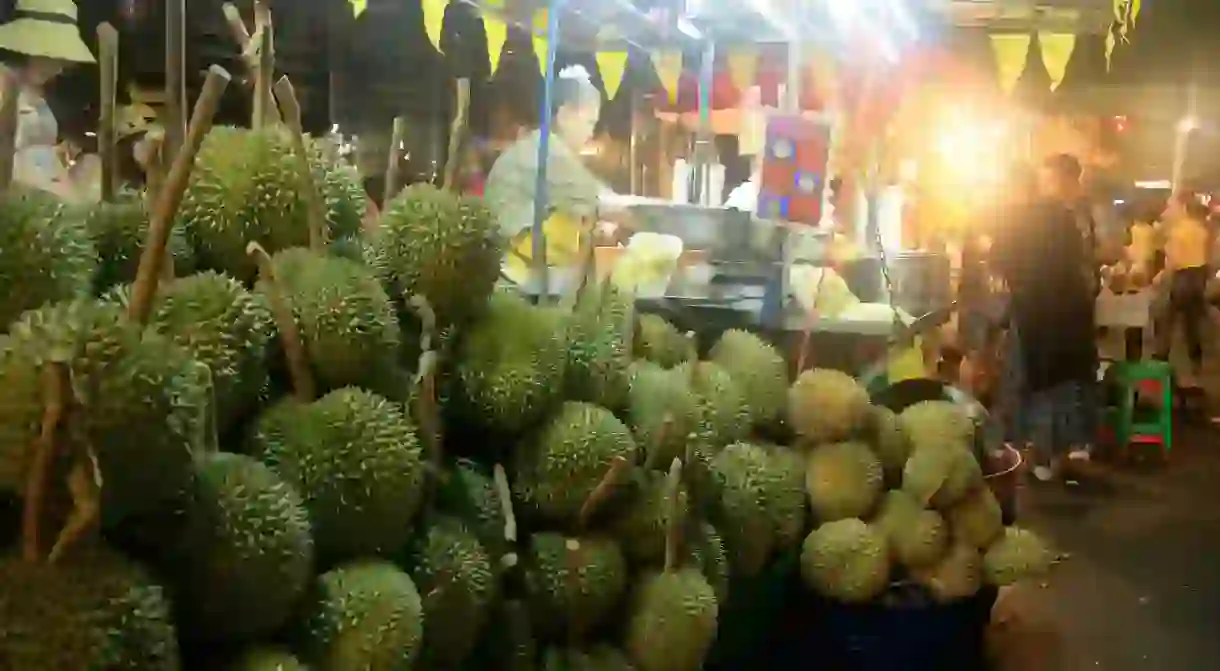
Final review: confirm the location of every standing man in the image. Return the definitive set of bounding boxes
[1154,190,1212,383]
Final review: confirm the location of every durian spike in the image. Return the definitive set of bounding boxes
[251,2,275,129]
[272,76,328,250]
[96,23,118,201]
[441,78,470,191]
[47,443,102,564]
[0,69,19,190]
[492,464,517,544]
[662,457,685,573]
[129,65,231,325]
[642,412,675,471]
[577,455,630,531]
[384,116,407,204]
[21,363,68,563]
[163,0,185,161]
[247,241,317,402]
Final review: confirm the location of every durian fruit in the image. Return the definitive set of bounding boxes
[614,468,689,565]
[109,271,274,431]
[871,490,948,569]
[625,459,719,671]
[450,290,567,436]
[401,516,496,668]
[0,186,96,329]
[178,126,364,282]
[626,361,699,471]
[250,387,426,560]
[684,522,730,605]
[634,313,693,367]
[804,441,884,522]
[257,248,401,393]
[709,443,808,576]
[512,402,638,525]
[542,645,637,671]
[945,486,1004,549]
[525,532,629,641]
[87,194,194,293]
[983,526,1053,586]
[902,444,982,509]
[708,329,788,428]
[0,546,180,669]
[799,518,891,603]
[295,560,425,670]
[788,368,872,445]
[0,301,207,526]
[676,360,749,449]
[228,647,307,670]
[899,400,975,451]
[371,183,503,327]
[173,452,314,641]
[867,406,910,482]
[912,543,982,603]
[436,460,511,561]
[565,281,634,411]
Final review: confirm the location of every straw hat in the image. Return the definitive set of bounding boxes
[0,0,94,64]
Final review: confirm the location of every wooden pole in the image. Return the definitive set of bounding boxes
[384,116,406,204]
[273,76,328,250]
[164,0,185,161]
[97,23,119,201]
[441,78,470,192]
[0,70,20,190]
[252,2,274,130]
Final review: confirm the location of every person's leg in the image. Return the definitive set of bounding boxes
[1178,267,1208,376]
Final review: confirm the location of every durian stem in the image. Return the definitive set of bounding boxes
[577,456,630,531]
[0,69,19,191]
[96,23,118,201]
[248,241,317,402]
[384,116,407,205]
[272,76,328,250]
[642,412,675,471]
[163,0,185,162]
[441,78,470,192]
[411,296,442,489]
[492,464,517,544]
[409,294,436,355]
[251,3,275,130]
[662,457,684,574]
[48,443,102,564]
[129,66,231,325]
[221,3,252,61]
[21,363,68,563]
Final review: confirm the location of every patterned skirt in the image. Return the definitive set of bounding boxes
[996,325,1098,452]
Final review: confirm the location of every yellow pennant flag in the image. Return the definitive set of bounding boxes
[650,50,683,103]
[596,52,629,100]
[484,17,508,76]
[421,0,446,53]
[533,35,550,76]
[726,47,758,92]
[989,33,1031,94]
[1038,33,1076,91]
[350,0,366,19]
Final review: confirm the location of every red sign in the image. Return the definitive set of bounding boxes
[757,114,832,225]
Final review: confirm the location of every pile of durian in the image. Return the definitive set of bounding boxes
[0,101,1053,671]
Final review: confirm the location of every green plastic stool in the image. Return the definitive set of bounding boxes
[1114,360,1173,454]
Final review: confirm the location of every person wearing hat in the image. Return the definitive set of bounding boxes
[0,0,95,197]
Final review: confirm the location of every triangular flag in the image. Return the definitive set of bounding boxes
[806,48,838,107]
[421,0,446,53]
[484,17,508,76]
[533,35,550,76]
[726,47,758,92]
[1104,30,1117,71]
[596,52,629,100]
[650,50,683,103]
[1038,33,1076,91]
[989,33,1031,94]
[350,0,366,19]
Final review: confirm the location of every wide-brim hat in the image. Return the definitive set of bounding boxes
[0,0,94,64]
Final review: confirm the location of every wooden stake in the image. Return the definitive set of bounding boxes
[97,23,119,201]
[577,456,630,530]
[273,76,327,250]
[248,241,317,402]
[128,66,231,325]
[441,78,470,191]
[492,464,517,544]
[164,0,185,161]
[0,70,19,191]
[251,2,274,130]
[384,116,406,204]
[662,457,684,573]
[21,363,68,563]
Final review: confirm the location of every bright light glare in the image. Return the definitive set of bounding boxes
[1178,117,1198,133]
[934,112,1007,184]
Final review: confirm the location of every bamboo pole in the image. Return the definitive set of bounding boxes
[97,23,119,201]
[252,2,274,130]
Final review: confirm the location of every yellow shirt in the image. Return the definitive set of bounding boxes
[1164,216,1209,270]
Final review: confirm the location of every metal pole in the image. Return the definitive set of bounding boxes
[531,0,565,298]
[693,39,714,205]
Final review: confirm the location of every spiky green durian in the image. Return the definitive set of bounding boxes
[624,566,719,671]
[173,452,313,640]
[627,361,699,469]
[871,490,949,569]
[634,313,693,368]
[543,645,637,671]
[710,442,807,576]
[684,522,730,605]
[912,542,982,602]
[296,561,425,670]
[709,329,788,428]
[804,441,884,522]
[250,387,425,560]
[800,518,890,603]
[526,532,629,640]
[614,469,689,565]
[945,486,1003,549]
[899,400,975,452]
[109,272,273,431]
[435,460,511,560]
[675,360,749,449]
[0,546,180,670]
[87,194,194,293]
[402,516,496,668]
[0,186,95,329]
[788,368,871,445]
[258,248,401,393]
[512,402,638,524]
[371,183,502,327]
[0,301,206,526]
[565,282,634,410]
[982,526,1053,586]
[902,445,982,509]
[867,406,911,481]
[450,290,567,436]
[228,647,307,670]
[178,126,364,282]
